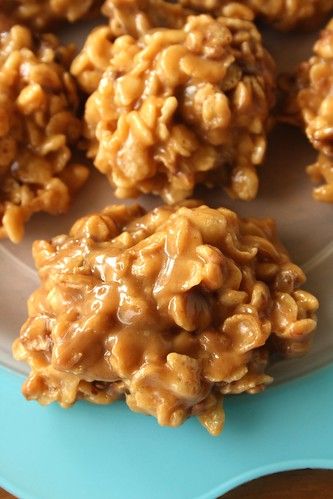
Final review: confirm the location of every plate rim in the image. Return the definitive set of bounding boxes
[1,459,333,499]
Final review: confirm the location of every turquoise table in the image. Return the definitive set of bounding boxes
[1,364,333,499]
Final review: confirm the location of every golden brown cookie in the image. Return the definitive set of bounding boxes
[0,25,89,242]
[84,14,275,202]
[289,19,333,202]
[13,202,318,434]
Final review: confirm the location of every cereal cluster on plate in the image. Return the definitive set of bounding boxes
[0,25,89,242]
[13,202,318,434]
[84,14,275,202]
[291,18,333,202]
[2,0,329,434]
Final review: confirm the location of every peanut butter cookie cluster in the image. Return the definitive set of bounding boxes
[13,203,318,434]
[0,26,89,242]
[84,14,275,202]
[292,19,333,202]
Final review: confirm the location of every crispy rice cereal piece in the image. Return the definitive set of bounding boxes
[13,202,319,435]
[85,15,276,203]
[1,0,103,31]
[290,18,333,202]
[0,26,89,243]
[102,0,333,33]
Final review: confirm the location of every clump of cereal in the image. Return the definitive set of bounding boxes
[2,0,102,31]
[85,15,276,203]
[13,202,318,435]
[291,18,333,202]
[0,25,89,242]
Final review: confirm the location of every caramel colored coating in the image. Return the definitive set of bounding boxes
[13,202,318,435]
[84,15,275,203]
[1,0,103,31]
[0,26,89,243]
[293,18,333,202]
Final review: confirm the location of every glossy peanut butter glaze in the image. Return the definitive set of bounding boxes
[13,202,318,435]
[84,14,276,203]
[0,26,89,243]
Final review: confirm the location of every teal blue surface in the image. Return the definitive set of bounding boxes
[1,365,333,499]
